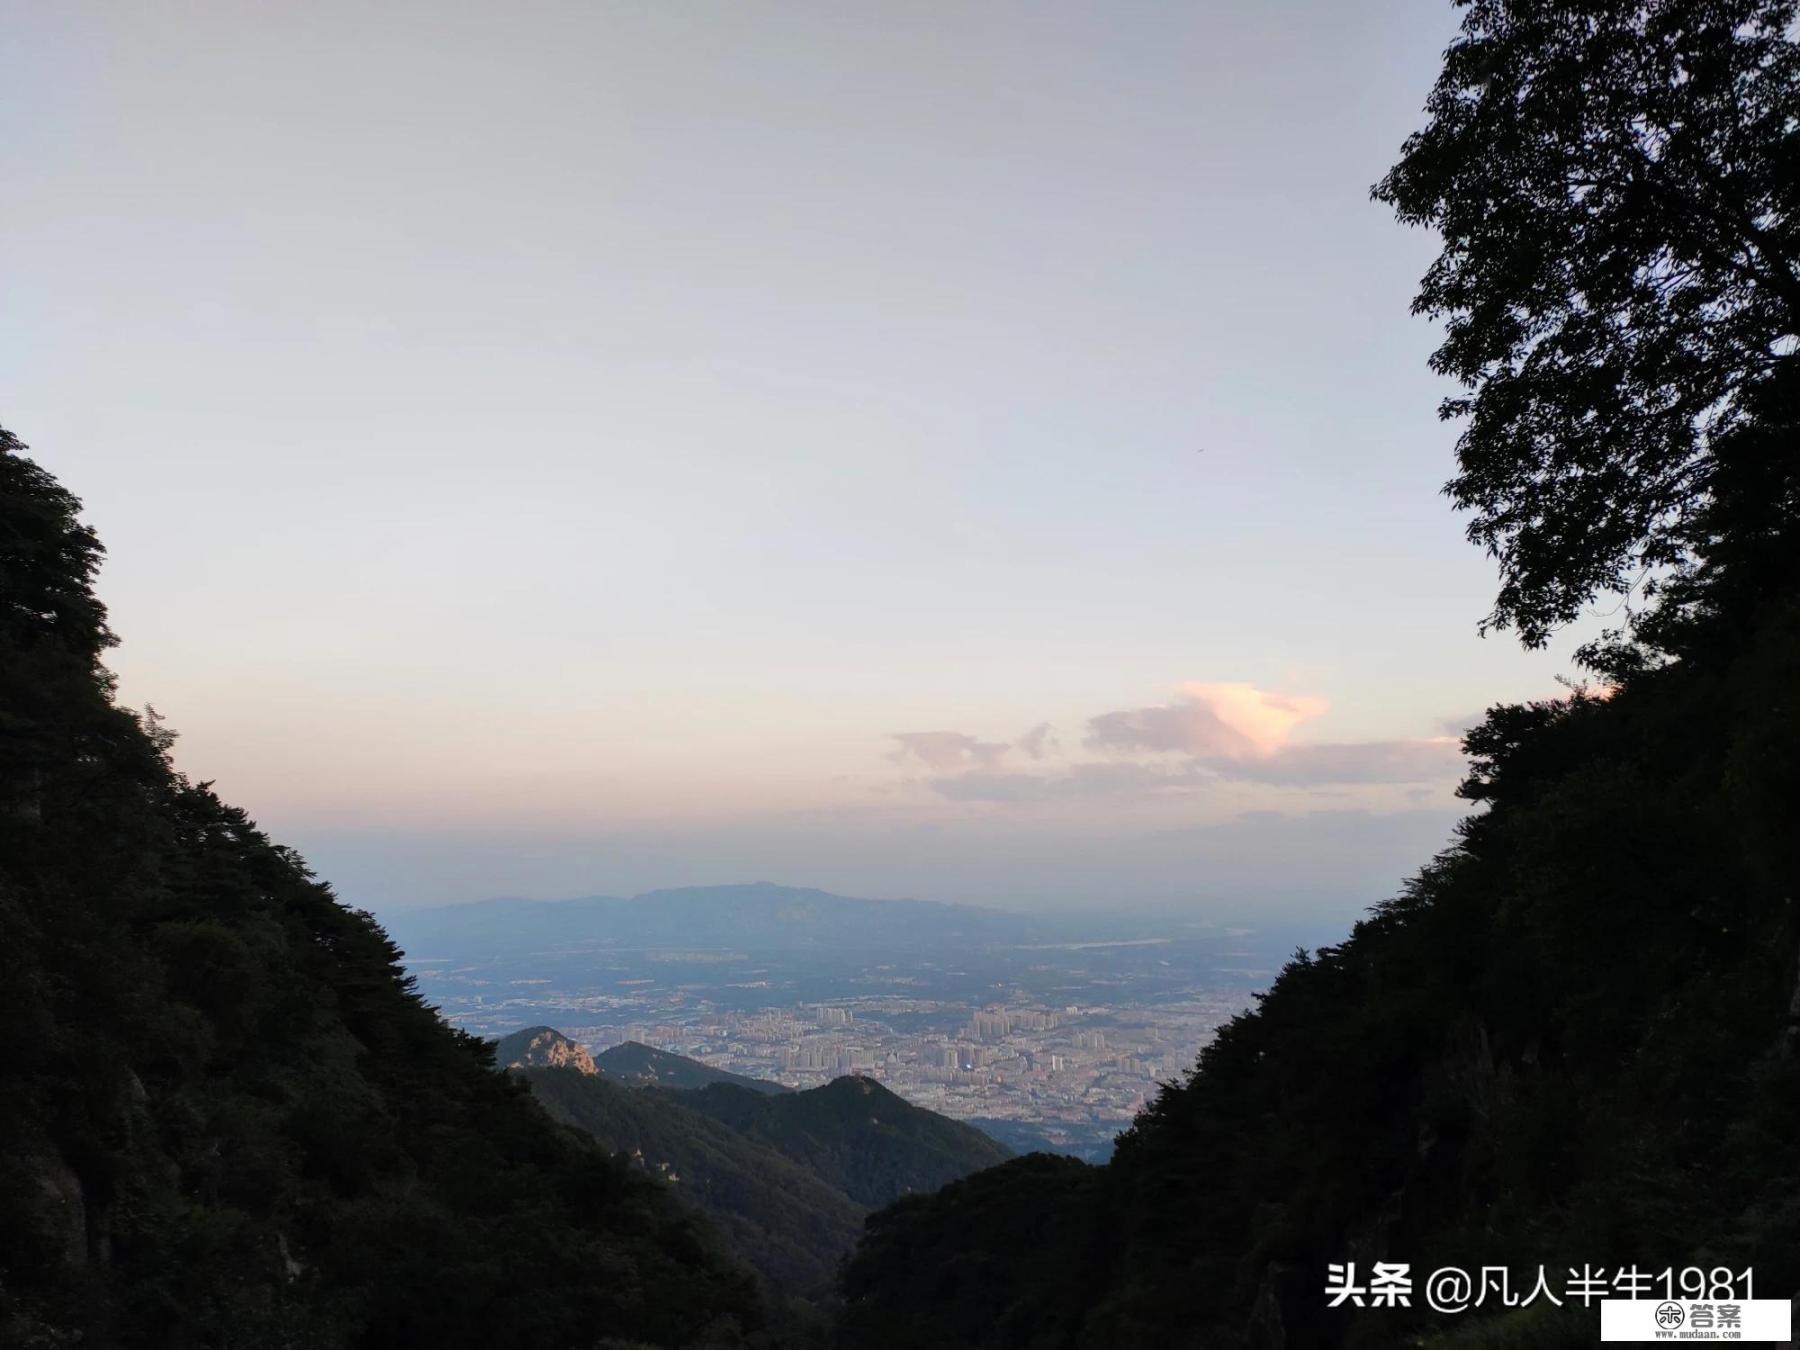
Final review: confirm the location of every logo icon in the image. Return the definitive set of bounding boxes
[1655,1301,1686,1330]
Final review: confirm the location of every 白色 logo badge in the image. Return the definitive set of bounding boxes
[1655,1301,1686,1330]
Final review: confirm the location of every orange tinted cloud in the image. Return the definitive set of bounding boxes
[1085,682,1328,759]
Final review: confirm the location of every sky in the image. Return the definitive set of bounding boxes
[2,1,1610,923]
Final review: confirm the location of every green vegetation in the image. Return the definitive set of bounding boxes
[838,423,1800,1348]
[522,1066,865,1294]
[1373,0,1800,646]
[494,1029,1010,1295]
[7,6,1797,1349]
[674,1075,1013,1211]
[838,4,1800,1345]
[841,1155,1105,1347]
[0,429,768,1347]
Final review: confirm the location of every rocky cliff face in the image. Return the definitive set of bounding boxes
[493,1026,598,1075]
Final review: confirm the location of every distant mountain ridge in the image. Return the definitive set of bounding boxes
[386,881,1044,957]
[595,1041,793,1095]
[494,1027,789,1095]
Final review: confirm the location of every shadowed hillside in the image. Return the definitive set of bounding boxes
[831,0,1800,1332]
[676,1074,1013,1210]
[521,1064,866,1293]
[0,430,770,1348]
[839,494,1800,1348]
[500,1029,1011,1294]
[836,0,1800,1337]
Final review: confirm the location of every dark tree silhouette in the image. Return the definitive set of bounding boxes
[1,425,772,1349]
[1374,0,1800,645]
[836,10,1800,1345]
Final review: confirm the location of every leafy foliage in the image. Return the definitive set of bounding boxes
[1373,0,1800,644]
[837,15,1800,1340]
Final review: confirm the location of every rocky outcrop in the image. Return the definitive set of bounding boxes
[493,1026,598,1075]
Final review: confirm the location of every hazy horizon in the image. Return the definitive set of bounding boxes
[376,866,1444,925]
[4,1,1608,924]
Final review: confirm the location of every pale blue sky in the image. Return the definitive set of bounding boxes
[3,1,1606,919]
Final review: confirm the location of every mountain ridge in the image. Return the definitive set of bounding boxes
[383,882,1046,957]
[495,1026,1012,1295]
[494,1026,792,1096]
[519,1065,867,1293]
[673,1073,1014,1210]
[596,1041,794,1095]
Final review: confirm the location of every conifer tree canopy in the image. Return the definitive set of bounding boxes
[1374,0,1800,646]
[0,427,114,663]
[0,426,772,1348]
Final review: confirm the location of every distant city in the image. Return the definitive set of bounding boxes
[553,991,1250,1159]
[387,885,1313,1159]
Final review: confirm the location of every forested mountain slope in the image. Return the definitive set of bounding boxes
[675,1074,1013,1210]
[839,461,1800,1350]
[522,1064,867,1293]
[497,1028,1010,1293]
[0,430,769,1348]
[840,3,1800,1341]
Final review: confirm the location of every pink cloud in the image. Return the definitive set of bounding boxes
[901,684,1465,804]
[1084,682,1328,759]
